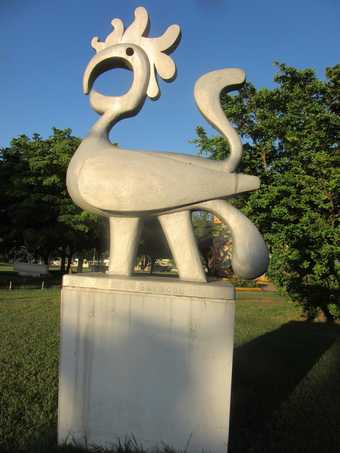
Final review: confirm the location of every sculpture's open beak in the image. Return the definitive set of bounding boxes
[83,46,132,95]
[82,44,150,118]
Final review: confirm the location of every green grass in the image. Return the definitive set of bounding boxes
[0,289,339,453]
[234,291,301,346]
[0,290,60,452]
[0,262,15,272]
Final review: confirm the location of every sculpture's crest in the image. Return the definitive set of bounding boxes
[91,6,181,99]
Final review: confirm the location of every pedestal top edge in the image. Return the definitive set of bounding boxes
[62,273,235,300]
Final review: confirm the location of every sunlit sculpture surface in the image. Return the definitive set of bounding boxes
[66,6,269,282]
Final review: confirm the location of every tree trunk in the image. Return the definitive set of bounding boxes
[150,257,155,275]
[60,251,66,274]
[66,255,73,274]
[77,253,84,273]
[43,252,49,265]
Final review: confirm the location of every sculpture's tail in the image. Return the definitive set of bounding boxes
[193,200,269,279]
[194,68,245,173]
[194,69,268,278]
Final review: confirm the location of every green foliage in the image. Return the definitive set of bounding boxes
[329,302,340,320]
[193,63,340,320]
[192,211,233,276]
[0,128,102,265]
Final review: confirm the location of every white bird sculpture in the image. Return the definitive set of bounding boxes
[67,6,269,282]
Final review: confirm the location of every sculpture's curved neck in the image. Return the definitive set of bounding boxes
[83,44,150,142]
[89,109,118,140]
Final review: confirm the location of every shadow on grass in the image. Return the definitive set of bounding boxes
[229,320,340,453]
[249,339,340,453]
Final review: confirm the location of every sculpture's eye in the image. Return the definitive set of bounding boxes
[126,47,134,56]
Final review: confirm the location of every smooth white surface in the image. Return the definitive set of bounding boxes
[66,6,269,282]
[58,276,234,452]
[62,273,235,299]
[108,217,142,276]
[158,211,206,282]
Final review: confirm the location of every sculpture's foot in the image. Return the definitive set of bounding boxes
[158,210,206,283]
[108,216,142,276]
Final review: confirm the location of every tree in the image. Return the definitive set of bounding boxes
[193,63,340,320]
[0,128,102,270]
[192,211,232,277]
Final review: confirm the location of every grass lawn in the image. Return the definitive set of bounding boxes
[0,263,15,272]
[0,289,339,453]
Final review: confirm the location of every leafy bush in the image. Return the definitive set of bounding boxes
[193,63,340,320]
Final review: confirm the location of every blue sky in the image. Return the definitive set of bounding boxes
[1,0,339,155]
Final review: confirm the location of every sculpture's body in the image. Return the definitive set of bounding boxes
[67,6,268,282]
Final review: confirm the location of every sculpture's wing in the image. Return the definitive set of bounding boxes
[78,149,258,214]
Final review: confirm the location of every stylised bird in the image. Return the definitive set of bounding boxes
[67,7,268,282]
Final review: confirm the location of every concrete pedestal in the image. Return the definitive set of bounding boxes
[58,274,235,452]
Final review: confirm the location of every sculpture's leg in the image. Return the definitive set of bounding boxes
[108,216,142,276]
[158,211,206,282]
[196,200,269,279]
